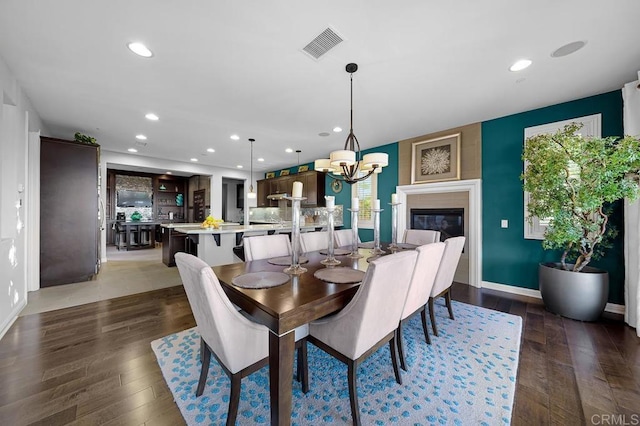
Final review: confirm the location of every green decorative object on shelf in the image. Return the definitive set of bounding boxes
[176,193,184,207]
[130,211,142,221]
[74,132,97,145]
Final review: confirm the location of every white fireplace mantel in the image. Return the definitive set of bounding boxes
[396,179,482,287]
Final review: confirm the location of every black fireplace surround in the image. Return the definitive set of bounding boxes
[410,208,464,242]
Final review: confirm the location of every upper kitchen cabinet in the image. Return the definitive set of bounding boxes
[257,170,326,207]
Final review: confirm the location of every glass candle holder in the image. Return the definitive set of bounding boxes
[348,208,363,258]
[283,197,307,275]
[372,208,385,255]
[321,206,341,266]
[388,202,401,250]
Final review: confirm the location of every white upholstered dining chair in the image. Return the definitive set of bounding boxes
[403,229,441,245]
[300,231,329,253]
[334,228,360,248]
[396,242,445,370]
[175,253,308,425]
[428,236,466,336]
[243,233,291,261]
[306,250,418,426]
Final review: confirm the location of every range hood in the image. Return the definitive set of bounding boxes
[267,193,289,200]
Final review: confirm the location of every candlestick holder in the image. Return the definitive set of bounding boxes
[283,196,307,275]
[388,202,402,251]
[321,206,341,266]
[348,208,363,258]
[372,208,385,255]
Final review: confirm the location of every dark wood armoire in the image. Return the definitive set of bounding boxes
[40,137,100,287]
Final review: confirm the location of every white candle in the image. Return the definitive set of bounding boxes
[373,199,380,210]
[325,195,335,209]
[352,197,359,210]
[292,181,303,198]
[391,193,398,204]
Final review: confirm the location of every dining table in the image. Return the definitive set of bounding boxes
[211,245,409,425]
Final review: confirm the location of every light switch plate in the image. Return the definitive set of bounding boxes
[501,219,508,228]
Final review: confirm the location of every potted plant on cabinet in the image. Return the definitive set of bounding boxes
[522,123,640,321]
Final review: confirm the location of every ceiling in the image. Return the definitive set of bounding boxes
[1,1,639,174]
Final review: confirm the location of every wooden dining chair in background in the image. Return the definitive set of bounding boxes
[403,229,441,245]
[396,242,445,371]
[305,250,418,426]
[428,236,466,336]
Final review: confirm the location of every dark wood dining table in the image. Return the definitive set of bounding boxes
[212,248,375,426]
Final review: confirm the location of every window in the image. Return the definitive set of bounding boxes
[351,171,378,228]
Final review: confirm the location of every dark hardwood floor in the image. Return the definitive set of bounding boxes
[0,283,638,425]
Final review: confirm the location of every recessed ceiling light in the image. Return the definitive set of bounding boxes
[257,158,264,162]
[230,134,240,140]
[551,41,587,58]
[127,42,153,58]
[190,158,198,162]
[166,171,172,174]
[285,148,293,153]
[236,165,243,168]
[128,148,138,153]
[333,127,342,133]
[509,59,532,72]
[145,113,159,121]
[207,148,215,153]
[135,134,147,140]
[318,132,330,137]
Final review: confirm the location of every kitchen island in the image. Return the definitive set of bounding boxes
[161,223,331,267]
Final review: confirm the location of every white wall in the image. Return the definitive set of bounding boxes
[0,54,47,339]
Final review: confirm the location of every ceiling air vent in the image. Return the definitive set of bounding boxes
[302,27,344,60]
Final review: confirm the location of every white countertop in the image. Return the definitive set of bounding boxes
[170,223,324,235]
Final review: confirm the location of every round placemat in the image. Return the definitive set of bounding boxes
[267,256,309,266]
[314,267,365,284]
[232,272,291,289]
[319,248,351,256]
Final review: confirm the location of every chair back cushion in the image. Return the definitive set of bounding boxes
[243,234,292,261]
[430,236,466,297]
[401,242,446,320]
[310,250,418,359]
[403,229,441,245]
[174,253,268,373]
[300,231,329,253]
[334,229,360,247]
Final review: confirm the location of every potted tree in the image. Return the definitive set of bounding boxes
[522,123,640,321]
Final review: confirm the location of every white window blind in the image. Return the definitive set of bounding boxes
[351,172,377,228]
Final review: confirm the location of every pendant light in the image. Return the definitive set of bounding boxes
[247,138,257,199]
[314,63,388,184]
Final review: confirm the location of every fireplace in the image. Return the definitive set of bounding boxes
[410,208,464,242]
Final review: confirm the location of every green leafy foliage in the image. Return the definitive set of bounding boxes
[74,132,97,145]
[522,123,640,271]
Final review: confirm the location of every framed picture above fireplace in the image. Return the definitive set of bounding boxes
[411,133,460,184]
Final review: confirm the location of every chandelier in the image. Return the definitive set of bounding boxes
[314,63,388,184]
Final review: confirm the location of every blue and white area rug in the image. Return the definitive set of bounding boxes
[151,301,522,425]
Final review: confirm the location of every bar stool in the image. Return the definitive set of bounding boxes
[113,222,127,250]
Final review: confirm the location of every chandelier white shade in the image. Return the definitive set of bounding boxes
[314,63,388,184]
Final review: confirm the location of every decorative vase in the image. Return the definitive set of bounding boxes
[538,262,609,321]
[131,211,142,221]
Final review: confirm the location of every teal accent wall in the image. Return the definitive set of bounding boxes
[481,90,625,304]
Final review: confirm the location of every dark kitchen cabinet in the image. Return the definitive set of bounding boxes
[256,171,326,207]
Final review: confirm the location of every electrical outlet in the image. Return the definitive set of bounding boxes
[501,219,508,228]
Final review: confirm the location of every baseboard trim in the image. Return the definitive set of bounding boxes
[481,281,625,315]
[0,299,26,341]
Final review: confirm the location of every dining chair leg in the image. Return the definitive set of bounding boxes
[396,324,407,371]
[196,339,211,397]
[420,306,431,344]
[297,340,309,393]
[226,374,242,426]
[445,289,455,320]
[347,361,361,426]
[428,297,438,337]
[389,335,402,385]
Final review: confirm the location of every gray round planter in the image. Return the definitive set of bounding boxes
[538,262,609,321]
